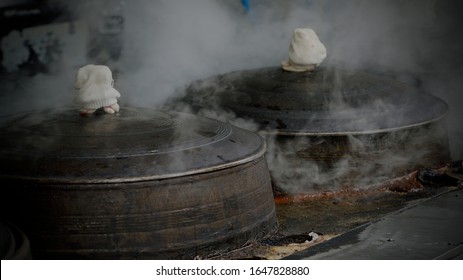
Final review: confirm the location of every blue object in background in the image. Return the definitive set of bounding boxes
[241,0,250,13]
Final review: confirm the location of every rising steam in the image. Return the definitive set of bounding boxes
[1,0,462,191]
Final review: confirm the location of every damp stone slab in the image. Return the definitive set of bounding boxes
[285,189,463,260]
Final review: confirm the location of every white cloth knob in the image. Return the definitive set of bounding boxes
[74,64,121,115]
[281,28,327,72]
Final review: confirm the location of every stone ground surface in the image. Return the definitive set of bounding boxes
[286,188,463,259]
[209,168,462,260]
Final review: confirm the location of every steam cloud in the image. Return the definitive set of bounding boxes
[121,0,462,161]
[1,0,462,192]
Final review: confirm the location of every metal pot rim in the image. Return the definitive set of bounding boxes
[0,108,267,184]
[260,109,449,136]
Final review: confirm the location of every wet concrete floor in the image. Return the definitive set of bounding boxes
[285,188,463,259]
[210,169,462,259]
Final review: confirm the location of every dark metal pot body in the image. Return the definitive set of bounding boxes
[0,222,32,260]
[0,108,277,259]
[170,66,450,192]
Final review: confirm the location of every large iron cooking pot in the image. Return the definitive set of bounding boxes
[0,107,277,259]
[169,66,450,192]
[0,222,32,260]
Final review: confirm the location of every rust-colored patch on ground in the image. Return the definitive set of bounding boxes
[209,167,458,260]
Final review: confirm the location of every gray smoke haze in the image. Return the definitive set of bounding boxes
[1,0,462,185]
[114,0,460,158]
[93,0,463,161]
